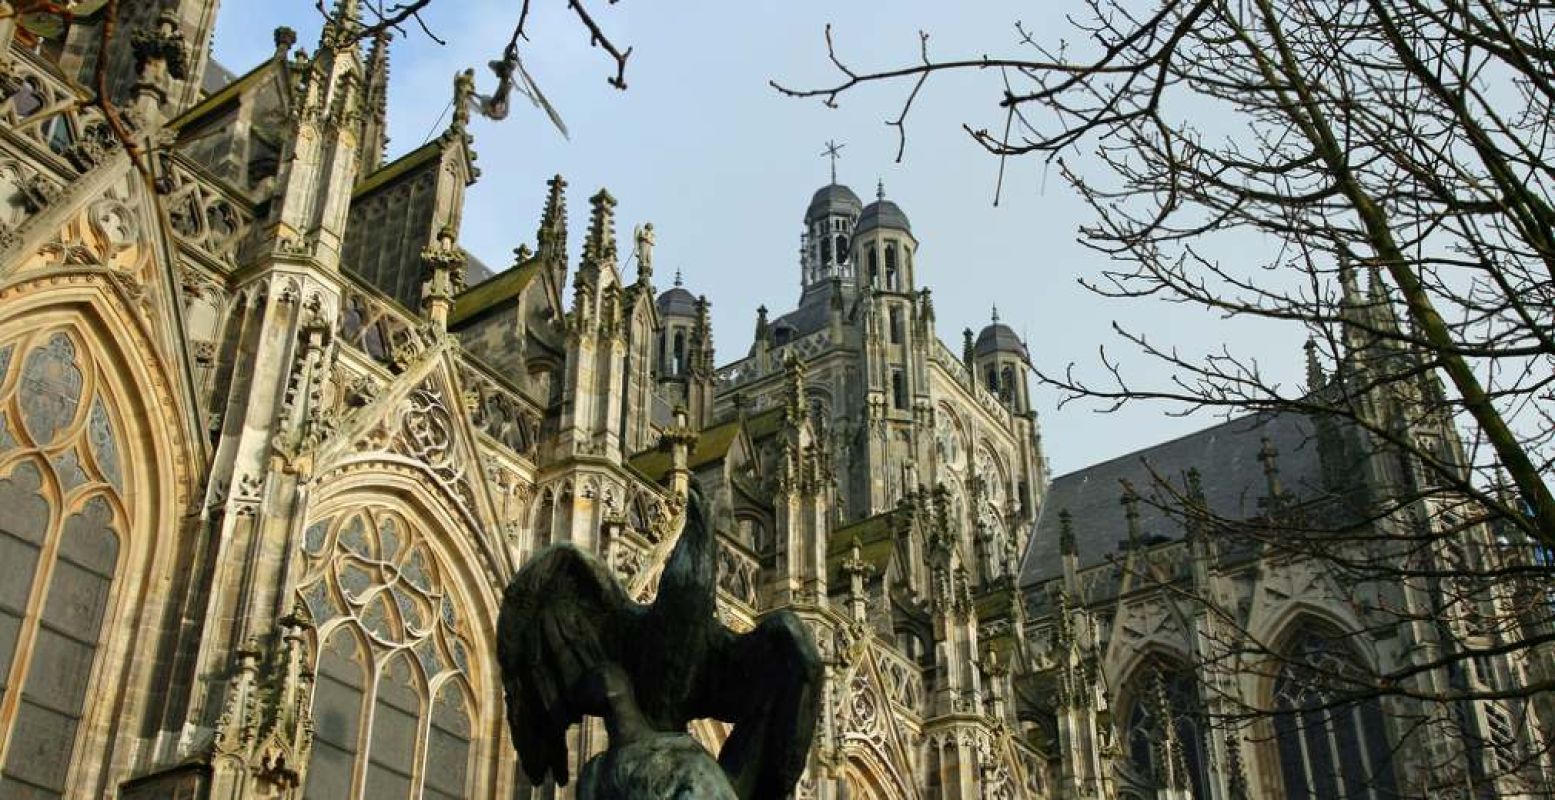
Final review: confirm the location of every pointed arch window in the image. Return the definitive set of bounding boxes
[0,331,129,799]
[1272,622,1399,799]
[1119,660,1209,799]
[884,243,898,291]
[296,507,479,800]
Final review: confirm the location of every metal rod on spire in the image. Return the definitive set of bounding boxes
[821,140,845,185]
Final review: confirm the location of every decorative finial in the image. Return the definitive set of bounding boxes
[583,188,618,265]
[1258,436,1285,506]
[674,268,684,287]
[991,304,1000,324]
[821,140,845,185]
[1120,481,1142,547]
[1304,338,1325,390]
[876,179,885,202]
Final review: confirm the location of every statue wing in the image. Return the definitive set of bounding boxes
[691,611,823,800]
[498,544,644,787]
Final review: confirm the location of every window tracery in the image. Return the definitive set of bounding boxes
[1118,660,1208,799]
[0,330,127,798]
[1272,622,1398,799]
[296,507,476,799]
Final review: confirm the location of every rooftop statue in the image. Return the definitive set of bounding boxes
[499,489,822,799]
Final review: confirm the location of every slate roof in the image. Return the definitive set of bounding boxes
[806,183,863,222]
[856,199,912,234]
[1019,410,1327,586]
[975,323,1029,360]
[657,286,698,318]
[768,297,833,342]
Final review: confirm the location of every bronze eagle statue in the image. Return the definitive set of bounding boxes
[498,489,822,799]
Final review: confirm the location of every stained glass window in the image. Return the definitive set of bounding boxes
[296,507,479,799]
[1273,623,1399,799]
[0,330,128,798]
[1120,660,1209,799]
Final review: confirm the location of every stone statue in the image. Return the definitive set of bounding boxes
[498,489,821,800]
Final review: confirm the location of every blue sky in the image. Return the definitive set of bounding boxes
[210,1,1305,474]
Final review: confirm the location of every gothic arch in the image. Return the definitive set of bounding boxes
[0,278,198,796]
[1112,649,1210,799]
[836,652,920,800]
[297,469,505,798]
[1250,610,1398,800]
[1248,599,1379,673]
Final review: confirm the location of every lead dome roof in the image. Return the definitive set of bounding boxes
[806,183,863,222]
[975,322,1028,359]
[856,198,912,235]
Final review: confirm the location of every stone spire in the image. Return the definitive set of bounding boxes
[320,0,363,48]
[754,305,771,349]
[1304,337,1325,392]
[1059,508,1077,556]
[783,352,808,425]
[583,188,619,268]
[1121,481,1143,550]
[690,296,714,376]
[357,31,391,174]
[1258,436,1285,510]
[537,175,569,289]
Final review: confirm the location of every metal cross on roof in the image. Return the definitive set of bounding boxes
[821,140,845,184]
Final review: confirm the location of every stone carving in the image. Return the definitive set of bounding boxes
[498,490,821,800]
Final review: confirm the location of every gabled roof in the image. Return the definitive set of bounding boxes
[352,140,440,198]
[826,511,896,585]
[627,406,787,484]
[167,59,280,132]
[449,255,543,328]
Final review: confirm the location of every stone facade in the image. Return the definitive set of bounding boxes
[0,2,1547,800]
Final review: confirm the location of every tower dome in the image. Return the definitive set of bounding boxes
[806,182,863,224]
[973,307,1032,413]
[974,321,1029,360]
[656,270,698,318]
[855,181,911,235]
[802,180,864,296]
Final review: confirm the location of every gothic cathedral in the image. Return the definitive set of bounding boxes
[0,2,1546,799]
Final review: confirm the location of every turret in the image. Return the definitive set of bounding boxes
[801,181,863,298]
[974,306,1032,414]
[654,271,714,428]
[852,181,916,293]
[656,271,698,378]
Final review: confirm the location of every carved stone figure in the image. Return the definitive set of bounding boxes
[498,489,822,800]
